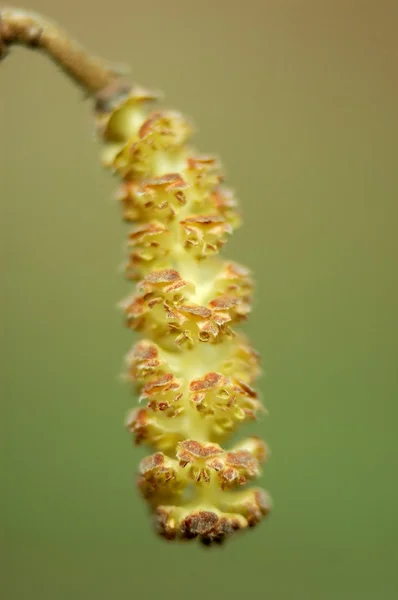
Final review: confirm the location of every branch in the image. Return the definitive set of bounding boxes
[0,6,130,99]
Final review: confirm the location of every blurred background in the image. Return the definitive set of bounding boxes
[1,0,397,598]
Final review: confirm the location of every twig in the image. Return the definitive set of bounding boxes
[0,6,130,99]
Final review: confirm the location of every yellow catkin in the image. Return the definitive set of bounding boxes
[96,85,271,545]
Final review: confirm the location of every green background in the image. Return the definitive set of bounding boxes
[1,1,397,598]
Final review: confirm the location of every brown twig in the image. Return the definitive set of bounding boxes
[0,6,130,98]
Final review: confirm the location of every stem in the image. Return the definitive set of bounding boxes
[0,6,130,99]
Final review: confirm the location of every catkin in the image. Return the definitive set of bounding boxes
[96,85,271,545]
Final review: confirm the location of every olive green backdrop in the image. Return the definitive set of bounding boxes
[1,1,397,599]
